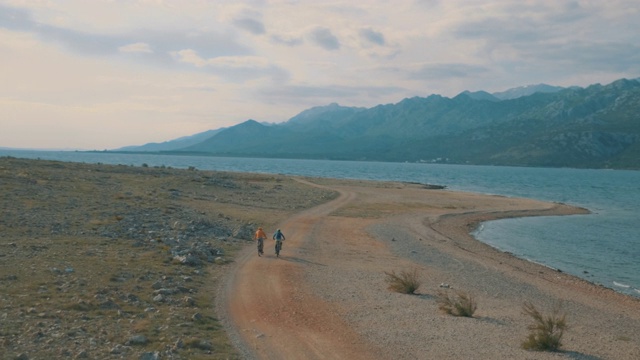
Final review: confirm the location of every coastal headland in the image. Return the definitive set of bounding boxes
[1,157,638,359]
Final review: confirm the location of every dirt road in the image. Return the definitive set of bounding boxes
[220,180,377,359]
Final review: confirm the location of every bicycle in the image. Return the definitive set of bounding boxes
[273,229,285,257]
[275,240,282,257]
[257,238,264,256]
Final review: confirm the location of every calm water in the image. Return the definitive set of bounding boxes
[2,150,639,297]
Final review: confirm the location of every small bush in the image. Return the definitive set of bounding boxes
[65,299,95,312]
[521,301,567,351]
[131,319,152,333]
[384,268,420,294]
[185,337,213,350]
[436,290,477,317]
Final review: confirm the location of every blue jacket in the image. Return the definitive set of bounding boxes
[273,230,285,241]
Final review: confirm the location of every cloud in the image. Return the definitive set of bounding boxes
[1,4,124,55]
[408,63,490,80]
[173,50,269,69]
[0,3,31,31]
[445,1,640,83]
[172,49,289,82]
[359,28,385,46]
[233,17,266,35]
[308,27,340,50]
[527,41,640,73]
[256,84,406,107]
[0,3,251,63]
[271,33,304,46]
[172,49,207,67]
[118,42,153,54]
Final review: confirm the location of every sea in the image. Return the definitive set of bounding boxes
[2,149,639,298]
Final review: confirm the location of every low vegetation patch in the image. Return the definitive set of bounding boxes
[436,290,477,317]
[521,301,568,351]
[0,157,337,359]
[384,268,421,294]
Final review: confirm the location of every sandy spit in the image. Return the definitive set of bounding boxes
[219,177,640,360]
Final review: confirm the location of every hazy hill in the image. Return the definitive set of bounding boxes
[116,129,224,152]
[119,79,640,169]
[459,90,500,102]
[491,83,565,100]
[284,102,366,128]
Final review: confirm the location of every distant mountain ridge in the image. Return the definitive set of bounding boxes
[462,83,565,102]
[117,129,225,152]
[491,83,566,100]
[117,79,640,169]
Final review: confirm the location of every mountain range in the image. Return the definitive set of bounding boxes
[116,79,640,170]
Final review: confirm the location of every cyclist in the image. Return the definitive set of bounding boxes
[272,228,286,257]
[254,227,267,256]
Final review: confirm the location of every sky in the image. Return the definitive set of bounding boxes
[1,1,639,150]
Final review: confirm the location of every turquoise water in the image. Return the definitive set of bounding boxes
[2,150,639,297]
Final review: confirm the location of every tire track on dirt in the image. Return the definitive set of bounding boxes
[219,179,376,359]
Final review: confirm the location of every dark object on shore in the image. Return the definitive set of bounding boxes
[403,181,447,190]
[423,184,446,189]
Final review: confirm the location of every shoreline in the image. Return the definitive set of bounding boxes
[221,178,640,359]
[2,150,637,296]
[3,157,639,359]
[465,207,640,302]
[429,203,640,306]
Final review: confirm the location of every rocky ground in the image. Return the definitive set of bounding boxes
[0,157,336,360]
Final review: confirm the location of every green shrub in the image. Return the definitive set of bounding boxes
[436,290,477,317]
[521,301,567,351]
[384,268,420,294]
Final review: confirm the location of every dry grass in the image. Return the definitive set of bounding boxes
[0,157,338,359]
[384,268,421,294]
[521,301,568,351]
[436,290,477,317]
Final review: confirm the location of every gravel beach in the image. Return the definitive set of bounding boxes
[220,178,640,359]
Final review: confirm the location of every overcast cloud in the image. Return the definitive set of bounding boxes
[1,0,639,149]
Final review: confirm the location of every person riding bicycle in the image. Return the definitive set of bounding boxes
[272,228,286,256]
[254,227,267,256]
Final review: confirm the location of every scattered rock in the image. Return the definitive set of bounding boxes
[110,345,129,354]
[126,335,149,346]
[183,296,196,306]
[139,352,160,360]
[154,288,178,295]
[173,338,184,350]
[173,254,201,266]
[98,300,120,310]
